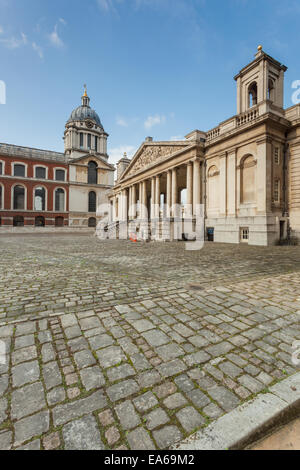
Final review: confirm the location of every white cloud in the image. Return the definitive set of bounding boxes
[32,42,44,59]
[49,23,65,48]
[0,32,27,49]
[144,114,166,130]
[109,145,136,164]
[116,116,129,127]
[170,135,184,141]
[0,26,3,34]
[59,18,67,25]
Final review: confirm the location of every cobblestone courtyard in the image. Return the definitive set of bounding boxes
[0,234,300,450]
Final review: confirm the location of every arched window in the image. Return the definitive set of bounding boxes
[241,155,256,204]
[248,82,258,108]
[88,191,97,213]
[207,166,220,210]
[55,188,65,212]
[34,187,46,211]
[88,217,97,228]
[88,161,98,185]
[13,185,25,210]
[14,164,26,178]
[268,79,275,101]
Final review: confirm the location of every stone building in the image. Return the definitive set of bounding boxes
[110,47,300,246]
[0,88,114,228]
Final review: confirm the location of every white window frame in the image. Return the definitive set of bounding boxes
[33,185,48,212]
[274,146,280,165]
[34,164,48,180]
[54,167,67,182]
[11,183,27,210]
[240,227,249,243]
[12,162,28,178]
[274,179,280,203]
[53,187,66,212]
[0,182,4,209]
[0,160,5,176]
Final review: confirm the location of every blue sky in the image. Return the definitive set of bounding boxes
[0,0,300,164]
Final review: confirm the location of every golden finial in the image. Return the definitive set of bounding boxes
[83,83,87,97]
[257,45,263,52]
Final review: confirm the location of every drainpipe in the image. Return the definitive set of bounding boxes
[282,132,289,218]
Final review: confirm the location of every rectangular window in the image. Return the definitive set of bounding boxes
[87,134,91,149]
[0,162,2,175]
[55,169,65,182]
[274,147,280,165]
[35,167,46,179]
[80,133,84,148]
[274,180,280,203]
[240,227,249,243]
[94,136,98,152]
[14,164,26,177]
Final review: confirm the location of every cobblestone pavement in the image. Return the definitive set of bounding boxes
[0,234,299,450]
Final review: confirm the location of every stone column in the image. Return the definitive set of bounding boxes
[219,153,227,217]
[193,159,201,216]
[128,186,132,220]
[186,162,193,217]
[139,182,143,219]
[227,150,237,217]
[155,175,161,219]
[166,170,172,218]
[132,184,136,219]
[151,177,155,220]
[122,189,128,222]
[141,181,147,219]
[172,168,178,217]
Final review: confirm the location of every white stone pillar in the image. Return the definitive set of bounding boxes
[219,153,227,217]
[141,181,147,219]
[193,159,201,216]
[132,184,136,219]
[227,150,237,217]
[151,177,155,220]
[172,168,178,217]
[166,171,172,218]
[128,186,132,219]
[186,162,193,217]
[155,175,161,219]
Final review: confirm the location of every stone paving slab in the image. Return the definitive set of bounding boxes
[0,235,299,450]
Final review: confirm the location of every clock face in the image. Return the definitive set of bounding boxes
[86,121,94,129]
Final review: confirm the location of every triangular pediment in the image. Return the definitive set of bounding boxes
[120,142,189,181]
[69,153,115,170]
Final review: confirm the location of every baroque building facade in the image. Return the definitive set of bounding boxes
[109,47,300,246]
[0,89,114,228]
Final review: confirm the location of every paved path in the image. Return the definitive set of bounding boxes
[0,235,299,449]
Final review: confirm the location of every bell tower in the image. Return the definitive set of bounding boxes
[234,45,287,115]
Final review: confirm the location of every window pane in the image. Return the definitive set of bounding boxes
[80,133,84,148]
[88,161,97,185]
[55,170,65,181]
[0,162,2,175]
[14,164,25,177]
[0,186,2,209]
[14,186,25,209]
[89,192,96,212]
[55,189,65,211]
[35,167,46,179]
[95,136,98,152]
[87,134,91,149]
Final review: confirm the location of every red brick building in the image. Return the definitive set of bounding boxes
[0,143,69,227]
